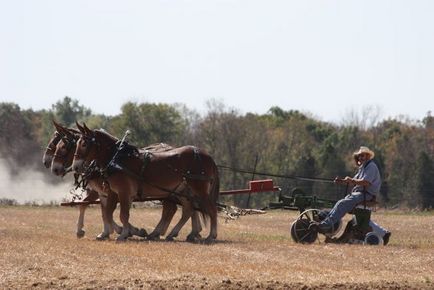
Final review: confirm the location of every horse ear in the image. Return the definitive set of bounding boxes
[60,126,73,138]
[82,122,93,135]
[76,121,85,134]
[53,120,64,132]
[53,121,70,137]
[64,128,75,139]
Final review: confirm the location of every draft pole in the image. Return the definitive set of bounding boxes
[245,154,259,208]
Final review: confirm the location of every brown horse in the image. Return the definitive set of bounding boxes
[42,122,104,238]
[72,123,219,242]
[52,122,204,241]
[50,122,145,240]
[44,122,119,238]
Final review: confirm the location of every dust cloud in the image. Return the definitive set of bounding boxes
[0,157,76,204]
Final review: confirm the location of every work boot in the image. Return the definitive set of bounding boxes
[383,231,391,246]
[308,221,319,232]
[308,221,332,234]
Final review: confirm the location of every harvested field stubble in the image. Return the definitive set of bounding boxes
[0,206,433,289]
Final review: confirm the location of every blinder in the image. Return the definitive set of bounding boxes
[46,131,63,153]
[53,136,76,159]
[74,134,98,160]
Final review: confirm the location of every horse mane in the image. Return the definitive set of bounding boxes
[94,129,118,141]
[68,128,80,135]
[94,129,139,156]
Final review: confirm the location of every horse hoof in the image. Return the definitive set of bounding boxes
[76,230,85,239]
[96,233,110,241]
[204,237,216,245]
[116,233,131,242]
[165,236,175,242]
[186,234,199,243]
[147,234,160,241]
[137,228,147,238]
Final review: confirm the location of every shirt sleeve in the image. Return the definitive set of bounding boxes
[359,162,379,184]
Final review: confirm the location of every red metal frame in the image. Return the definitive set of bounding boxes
[215,179,280,195]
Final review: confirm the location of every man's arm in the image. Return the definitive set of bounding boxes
[334,176,371,187]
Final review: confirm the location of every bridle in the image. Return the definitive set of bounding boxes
[72,131,119,187]
[53,136,77,159]
[50,133,79,176]
[73,134,97,161]
[73,130,131,177]
[45,132,62,154]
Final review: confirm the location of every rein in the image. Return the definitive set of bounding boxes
[105,160,193,200]
[217,165,335,184]
[77,130,194,202]
[103,130,131,173]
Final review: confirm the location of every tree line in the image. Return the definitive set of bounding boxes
[1,97,433,209]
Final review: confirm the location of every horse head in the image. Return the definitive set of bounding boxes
[51,127,80,176]
[43,131,62,168]
[42,120,70,168]
[72,122,118,173]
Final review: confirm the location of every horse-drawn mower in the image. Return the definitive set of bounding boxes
[270,188,384,245]
[61,178,384,245]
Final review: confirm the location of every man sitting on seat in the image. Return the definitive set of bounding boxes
[311,146,391,245]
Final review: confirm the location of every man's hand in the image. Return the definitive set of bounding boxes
[334,176,354,185]
[334,177,345,184]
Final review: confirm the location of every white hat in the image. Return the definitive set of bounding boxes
[353,146,375,160]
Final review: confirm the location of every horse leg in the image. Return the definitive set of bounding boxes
[206,204,218,243]
[189,182,218,243]
[165,199,193,241]
[193,210,203,237]
[120,196,147,238]
[129,224,148,238]
[148,200,177,240]
[105,191,122,235]
[96,195,112,240]
[76,189,99,238]
[117,194,133,241]
[102,191,147,238]
[76,204,87,238]
[186,210,202,243]
[116,203,147,238]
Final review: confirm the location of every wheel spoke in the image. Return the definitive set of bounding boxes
[298,231,312,242]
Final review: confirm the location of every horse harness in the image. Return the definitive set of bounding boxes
[82,142,212,206]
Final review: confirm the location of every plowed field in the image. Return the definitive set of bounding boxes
[0,206,433,289]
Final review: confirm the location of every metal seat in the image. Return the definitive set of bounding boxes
[358,195,378,209]
[349,194,377,215]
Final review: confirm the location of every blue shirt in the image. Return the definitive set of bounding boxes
[352,160,382,195]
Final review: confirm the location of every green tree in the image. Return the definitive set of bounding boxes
[0,103,40,170]
[51,96,91,127]
[415,151,434,209]
[111,102,187,147]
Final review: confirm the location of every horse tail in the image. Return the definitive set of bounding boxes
[203,161,220,226]
[210,162,220,205]
[194,159,219,226]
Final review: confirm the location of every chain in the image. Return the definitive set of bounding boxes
[218,203,266,222]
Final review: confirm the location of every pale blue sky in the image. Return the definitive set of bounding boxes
[1,0,433,123]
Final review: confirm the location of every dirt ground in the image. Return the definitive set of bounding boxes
[0,206,433,289]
